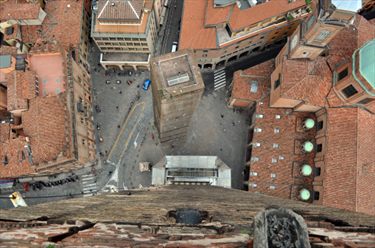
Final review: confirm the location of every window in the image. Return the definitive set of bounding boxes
[260,36,264,39]
[43,79,47,85]
[56,78,60,83]
[82,139,85,145]
[43,90,47,95]
[357,98,374,105]
[341,85,358,98]
[56,88,60,94]
[273,143,279,148]
[274,129,280,133]
[274,78,280,89]
[337,68,348,81]
[272,158,278,163]
[313,191,320,201]
[270,185,276,190]
[222,50,227,54]
[235,46,239,49]
[314,30,331,42]
[317,121,323,131]
[203,50,208,52]
[316,144,323,153]
[1,88,5,93]
[315,167,321,176]
[271,174,276,178]
[248,41,252,44]
[201,54,207,58]
[220,56,225,58]
[274,32,279,35]
[307,14,315,29]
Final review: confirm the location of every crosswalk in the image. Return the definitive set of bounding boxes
[82,174,98,197]
[214,67,226,91]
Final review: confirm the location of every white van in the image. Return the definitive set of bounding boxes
[171,42,178,52]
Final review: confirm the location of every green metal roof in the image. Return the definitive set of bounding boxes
[302,165,312,176]
[359,39,375,89]
[305,119,315,129]
[304,142,314,152]
[300,189,310,200]
[0,55,11,69]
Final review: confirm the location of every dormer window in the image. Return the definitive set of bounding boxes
[341,85,358,98]
[337,68,348,81]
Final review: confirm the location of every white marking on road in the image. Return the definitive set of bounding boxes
[214,68,225,73]
[82,183,96,187]
[134,132,139,148]
[215,84,227,91]
[214,74,225,80]
[215,82,227,89]
[215,78,226,84]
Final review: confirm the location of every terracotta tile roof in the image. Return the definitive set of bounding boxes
[97,0,144,20]
[0,3,40,21]
[144,0,153,11]
[231,59,275,101]
[180,0,217,50]
[205,0,233,26]
[94,12,149,34]
[22,96,68,165]
[281,57,332,107]
[227,0,306,31]
[21,25,41,43]
[42,0,83,48]
[0,46,17,56]
[0,123,10,143]
[6,70,37,111]
[0,138,35,177]
[355,14,375,48]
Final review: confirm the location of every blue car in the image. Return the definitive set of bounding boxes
[143,79,151,90]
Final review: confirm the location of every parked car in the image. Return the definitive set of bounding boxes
[105,80,110,84]
[142,79,151,90]
[116,80,121,84]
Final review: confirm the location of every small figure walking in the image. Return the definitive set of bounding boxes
[143,137,145,140]
[221,114,224,118]
[116,106,119,109]
[119,90,122,94]
[118,125,120,128]
[105,150,108,154]
[223,128,226,132]
[231,122,235,126]
[151,135,154,139]
[99,137,104,142]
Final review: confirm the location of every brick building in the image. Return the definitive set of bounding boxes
[0,0,96,178]
[92,0,165,70]
[226,0,375,216]
[179,0,315,71]
[150,48,205,146]
[1,185,375,247]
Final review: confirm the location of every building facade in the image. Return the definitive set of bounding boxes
[150,48,205,146]
[91,0,162,70]
[179,0,314,71]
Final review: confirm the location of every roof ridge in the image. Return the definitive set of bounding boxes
[97,0,109,19]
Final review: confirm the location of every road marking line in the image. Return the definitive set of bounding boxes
[117,103,146,164]
[215,82,226,88]
[215,79,226,84]
[214,74,225,80]
[134,132,139,148]
[215,84,226,90]
[82,177,95,181]
[107,102,145,161]
[83,183,96,187]
[83,186,97,190]
[215,68,225,73]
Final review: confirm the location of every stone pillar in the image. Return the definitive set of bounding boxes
[119,65,124,70]
[132,65,137,71]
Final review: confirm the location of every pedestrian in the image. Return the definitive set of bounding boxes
[151,135,154,139]
[99,137,104,142]
[221,114,224,118]
[119,90,122,94]
[99,170,101,173]
[105,150,108,154]
[109,171,112,175]
[116,106,119,109]
[94,179,97,183]
[118,125,120,128]
[143,137,145,140]
[93,88,96,91]
[80,191,83,194]
[223,128,226,132]
[231,122,235,126]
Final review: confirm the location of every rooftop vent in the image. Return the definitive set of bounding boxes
[299,164,312,176]
[303,118,315,130]
[249,183,257,188]
[250,172,258,176]
[300,141,313,153]
[248,0,257,7]
[5,27,14,36]
[252,142,261,147]
[254,128,262,133]
[167,73,189,86]
[275,115,281,119]
[299,189,310,201]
